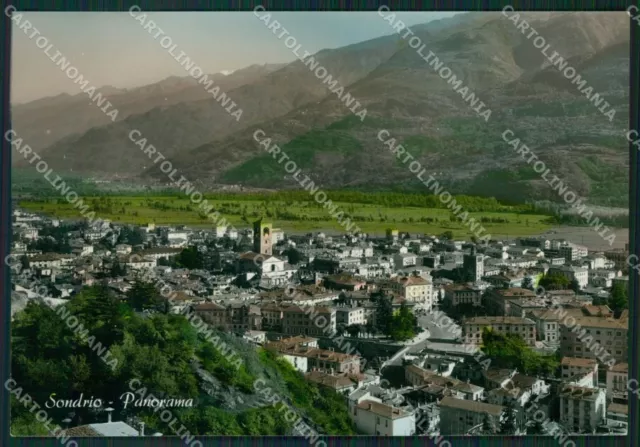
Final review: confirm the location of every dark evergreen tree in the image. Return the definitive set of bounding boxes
[481,412,497,434]
[499,399,518,435]
[375,294,394,335]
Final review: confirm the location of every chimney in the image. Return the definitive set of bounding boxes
[140,421,145,436]
[105,407,114,423]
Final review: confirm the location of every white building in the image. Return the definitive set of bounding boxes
[549,265,589,289]
[393,253,417,268]
[336,307,366,326]
[560,243,588,262]
[351,400,415,436]
[559,384,606,433]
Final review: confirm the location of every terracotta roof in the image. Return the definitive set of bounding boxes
[483,368,515,383]
[393,276,430,286]
[238,251,264,261]
[305,371,365,389]
[609,362,628,373]
[464,316,535,326]
[561,357,597,368]
[193,302,225,311]
[439,396,503,416]
[406,365,480,392]
[489,288,536,298]
[527,309,561,321]
[356,400,410,419]
[582,305,613,317]
[562,316,627,330]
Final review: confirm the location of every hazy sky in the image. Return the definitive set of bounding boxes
[11,11,461,104]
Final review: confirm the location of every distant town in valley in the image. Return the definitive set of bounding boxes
[8,9,630,440]
[10,207,630,436]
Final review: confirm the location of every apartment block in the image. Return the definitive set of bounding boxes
[336,307,366,326]
[438,397,503,435]
[606,363,628,399]
[462,316,536,346]
[483,288,536,316]
[558,385,606,433]
[561,357,598,387]
[558,315,627,367]
[386,275,433,307]
[281,305,337,336]
[352,400,415,436]
[443,284,482,307]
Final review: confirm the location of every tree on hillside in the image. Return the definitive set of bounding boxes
[389,302,417,341]
[608,282,628,315]
[481,328,558,376]
[126,280,166,313]
[538,272,569,290]
[175,246,204,270]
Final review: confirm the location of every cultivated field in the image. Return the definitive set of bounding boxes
[18,195,555,238]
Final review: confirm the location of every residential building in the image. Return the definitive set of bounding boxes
[462,316,536,346]
[558,384,606,433]
[306,371,365,394]
[606,363,628,399]
[336,307,366,326]
[260,303,284,330]
[281,306,337,337]
[438,397,503,435]
[443,284,482,307]
[483,288,536,316]
[405,365,484,401]
[193,302,227,328]
[324,274,367,291]
[393,253,417,268]
[558,316,627,366]
[604,248,630,270]
[351,400,415,436]
[386,275,433,307]
[561,357,598,386]
[560,243,588,262]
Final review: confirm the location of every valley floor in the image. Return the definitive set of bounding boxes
[18,195,555,240]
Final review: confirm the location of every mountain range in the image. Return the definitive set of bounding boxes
[12,12,629,206]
